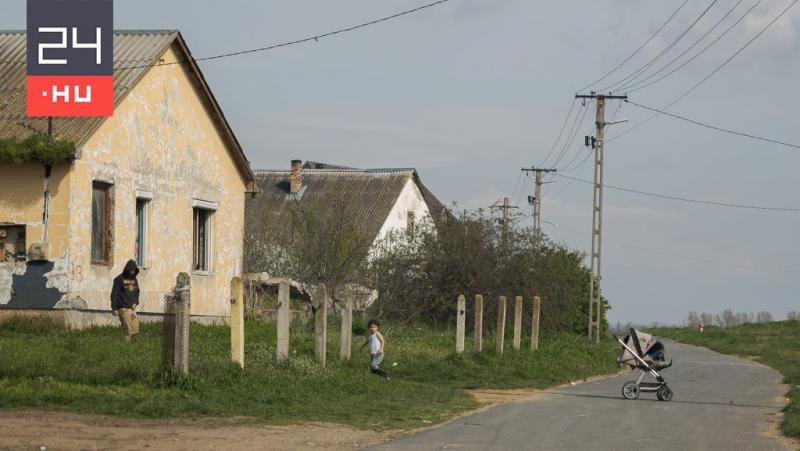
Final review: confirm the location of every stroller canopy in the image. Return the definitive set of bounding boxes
[617,328,667,369]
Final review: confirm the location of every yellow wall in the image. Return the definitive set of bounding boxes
[67,45,247,317]
[0,162,71,258]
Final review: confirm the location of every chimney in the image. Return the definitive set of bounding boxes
[290,160,303,194]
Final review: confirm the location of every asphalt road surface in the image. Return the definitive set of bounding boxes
[376,340,789,450]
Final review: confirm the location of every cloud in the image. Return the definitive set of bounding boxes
[743,0,800,43]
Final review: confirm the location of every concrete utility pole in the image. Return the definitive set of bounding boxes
[575,92,627,344]
[521,167,556,240]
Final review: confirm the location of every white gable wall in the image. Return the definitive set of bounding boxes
[373,177,431,246]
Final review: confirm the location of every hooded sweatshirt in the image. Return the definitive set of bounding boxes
[111,259,140,310]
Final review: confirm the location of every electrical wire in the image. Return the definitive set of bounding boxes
[550,220,800,273]
[552,173,800,212]
[607,0,799,143]
[627,100,800,151]
[4,0,449,70]
[598,0,720,93]
[550,99,592,168]
[618,0,746,93]
[575,0,690,93]
[623,0,765,94]
[538,98,577,167]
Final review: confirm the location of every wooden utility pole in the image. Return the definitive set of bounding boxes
[575,92,627,344]
[521,167,556,240]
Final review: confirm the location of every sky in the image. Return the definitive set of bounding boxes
[3,0,799,326]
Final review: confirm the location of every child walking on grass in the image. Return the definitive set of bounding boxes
[360,319,389,379]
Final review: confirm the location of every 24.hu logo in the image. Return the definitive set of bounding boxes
[26,0,114,117]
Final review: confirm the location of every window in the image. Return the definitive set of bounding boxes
[407,211,415,236]
[91,181,113,264]
[193,208,212,272]
[135,198,149,267]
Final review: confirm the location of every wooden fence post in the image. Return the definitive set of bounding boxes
[456,295,466,353]
[496,296,506,354]
[276,278,290,362]
[474,294,483,352]
[230,277,244,368]
[340,284,354,361]
[513,295,523,351]
[531,296,541,351]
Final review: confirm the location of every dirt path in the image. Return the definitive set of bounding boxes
[0,411,390,451]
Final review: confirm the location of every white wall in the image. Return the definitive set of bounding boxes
[373,177,431,246]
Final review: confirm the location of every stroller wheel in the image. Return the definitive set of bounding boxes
[622,381,639,400]
[657,386,673,401]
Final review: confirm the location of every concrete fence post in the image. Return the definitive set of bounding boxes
[173,272,191,375]
[312,284,328,368]
[276,278,291,362]
[474,294,484,353]
[340,284,354,361]
[513,295,523,351]
[496,295,507,354]
[230,277,244,368]
[456,295,466,353]
[531,296,542,351]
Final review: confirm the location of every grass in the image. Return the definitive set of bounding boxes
[0,315,618,430]
[652,321,800,439]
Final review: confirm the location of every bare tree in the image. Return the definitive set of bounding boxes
[756,311,773,323]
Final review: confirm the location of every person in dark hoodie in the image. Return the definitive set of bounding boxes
[111,259,140,341]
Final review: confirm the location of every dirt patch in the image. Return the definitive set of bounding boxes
[762,393,800,451]
[0,411,391,451]
[467,388,542,406]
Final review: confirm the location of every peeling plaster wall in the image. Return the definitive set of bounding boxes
[68,45,246,317]
[0,161,72,308]
[374,178,432,244]
[0,162,71,256]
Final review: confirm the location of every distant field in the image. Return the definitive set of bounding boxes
[0,316,617,430]
[653,321,800,438]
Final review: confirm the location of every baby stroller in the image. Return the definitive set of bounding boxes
[614,328,673,401]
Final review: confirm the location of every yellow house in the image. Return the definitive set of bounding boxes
[0,31,255,322]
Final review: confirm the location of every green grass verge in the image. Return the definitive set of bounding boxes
[652,321,800,438]
[0,316,617,430]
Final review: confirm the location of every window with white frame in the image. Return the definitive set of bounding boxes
[135,197,149,267]
[192,207,213,272]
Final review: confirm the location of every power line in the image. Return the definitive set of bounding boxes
[623,0,765,94]
[618,0,747,93]
[599,0,720,93]
[607,0,799,143]
[37,0,447,71]
[627,100,800,151]
[550,220,800,273]
[575,0,690,93]
[538,98,577,167]
[550,99,592,168]
[552,173,800,212]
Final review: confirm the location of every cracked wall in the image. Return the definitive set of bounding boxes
[70,45,246,317]
[0,44,246,317]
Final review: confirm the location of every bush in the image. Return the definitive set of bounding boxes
[366,213,609,335]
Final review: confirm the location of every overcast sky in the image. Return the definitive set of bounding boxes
[4,0,799,326]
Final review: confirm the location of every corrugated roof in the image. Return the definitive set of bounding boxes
[246,169,417,272]
[0,30,254,186]
[0,30,177,144]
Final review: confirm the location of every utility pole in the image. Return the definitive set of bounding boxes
[521,167,556,240]
[502,196,510,255]
[574,92,627,344]
[490,197,518,256]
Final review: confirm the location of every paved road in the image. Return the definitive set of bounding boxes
[376,341,789,450]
